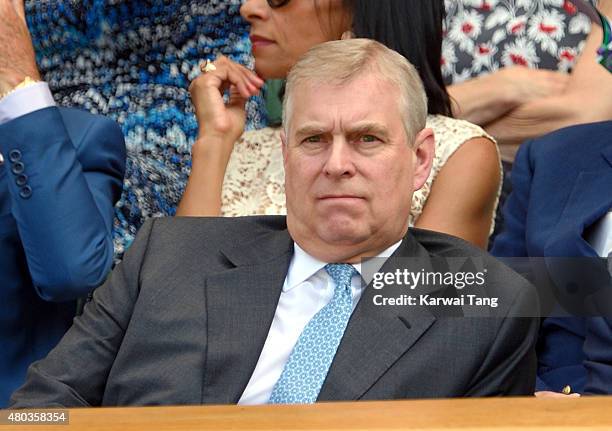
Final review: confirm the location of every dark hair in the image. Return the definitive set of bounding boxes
[343,0,452,116]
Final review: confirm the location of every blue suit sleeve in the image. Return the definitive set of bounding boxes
[490,140,535,258]
[583,318,612,394]
[491,141,553,392]
[0,107,126,301]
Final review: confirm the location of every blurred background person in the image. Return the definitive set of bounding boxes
[491,121,612,396]
[0,0,125,407]
[489,1,612,395]
[445,0,612,234]
[25,0,262,259]
[445,0,611,155]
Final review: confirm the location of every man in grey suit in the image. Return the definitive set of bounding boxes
[11,39,538,407]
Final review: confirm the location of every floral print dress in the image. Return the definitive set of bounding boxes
[442,0,598,83]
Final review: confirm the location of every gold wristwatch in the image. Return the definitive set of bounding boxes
[0,76,39,100]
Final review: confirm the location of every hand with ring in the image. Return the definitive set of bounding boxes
[200,59,217,73]
[189,55,264,149]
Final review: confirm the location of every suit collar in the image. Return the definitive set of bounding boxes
[283,243,328,292]
[602,141,612,169]
[284,240,404,292]
[545,170,612,257]
[219,228,294,267]
[201,229,293,404]
[543,154,612,309]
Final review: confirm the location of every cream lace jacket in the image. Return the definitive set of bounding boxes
[221,115,499,227]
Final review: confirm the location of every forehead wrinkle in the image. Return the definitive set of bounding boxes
[289,74,402,137]
[294,122,330,137]
[344,121,389,135]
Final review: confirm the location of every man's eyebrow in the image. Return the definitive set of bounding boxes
[294,124,329,137]
[292,122,390,139]
[346,122,390,137]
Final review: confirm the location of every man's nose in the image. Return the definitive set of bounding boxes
[323,138,356,178]
[240,0,270,23]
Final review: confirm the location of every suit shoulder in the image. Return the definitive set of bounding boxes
[528,121,612,160]
[58,107,121,132]
[411,228,534,300]
[58,107,124,149]
[148,215,287,246]
[410,228,486,258]
[129,216,288,272]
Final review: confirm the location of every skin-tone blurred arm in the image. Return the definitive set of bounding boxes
[177,135,234,216]
[415,137,501,249]
[0,0,41,93]
[176,56,264,216]
[448,67,569,126]
[484,0,612,146]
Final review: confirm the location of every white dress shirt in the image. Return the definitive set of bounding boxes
[0,83,55,165]
[0,82,55,126]
[238,240,402,405]
[586,211,612,258]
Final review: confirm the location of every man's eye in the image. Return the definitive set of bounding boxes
[305,135,322,143]
[360,135,378,143]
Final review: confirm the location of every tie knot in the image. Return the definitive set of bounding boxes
[324,263,358,290]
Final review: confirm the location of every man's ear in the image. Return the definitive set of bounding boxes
[412,128,435,192]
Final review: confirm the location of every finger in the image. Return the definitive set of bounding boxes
[200,57,261,98]
[11,0,26,23]
[217,56,264,87]
[236,64,265,87]
[341,30,355,40]
[238,68,264,89]
[239,71,261,95]
[227,63,264,97]
[225,68,255,98]
[227,85,248,109]
[236,67,264,95]
[198,65,247,97]
[534,391,580,398]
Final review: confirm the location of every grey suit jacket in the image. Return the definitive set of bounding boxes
[11,216,538,407]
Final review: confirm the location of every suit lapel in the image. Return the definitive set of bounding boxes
[602,143,612,171]
[201,229,293,404]
[318,233,437,401]
[543,151,612,316]
[545,169,612,258]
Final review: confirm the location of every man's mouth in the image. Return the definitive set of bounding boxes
[318,195,365,201]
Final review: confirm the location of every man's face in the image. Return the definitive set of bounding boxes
[282,73,434,263]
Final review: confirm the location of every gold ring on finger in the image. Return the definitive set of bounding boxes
[200,59,217,73]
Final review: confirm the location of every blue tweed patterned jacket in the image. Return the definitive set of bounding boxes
[27,0,266,259]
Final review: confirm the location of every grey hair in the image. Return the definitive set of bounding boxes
[282,38,428,144]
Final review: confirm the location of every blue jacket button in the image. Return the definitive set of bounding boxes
[9,149,21,162]
[16,174,28,186]
[11,161,25,174]
[19,185,32,199]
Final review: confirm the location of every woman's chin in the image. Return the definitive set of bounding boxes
[253,61,289,81]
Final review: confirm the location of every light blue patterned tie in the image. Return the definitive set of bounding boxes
[268,263,358,404]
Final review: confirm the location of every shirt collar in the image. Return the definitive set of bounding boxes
[284,240,403,292]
